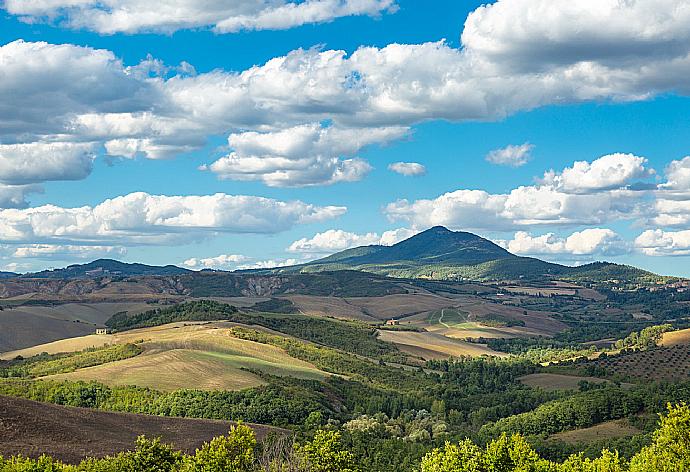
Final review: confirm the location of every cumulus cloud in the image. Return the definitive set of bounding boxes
[485,143,533,167]
[635,229,690,256]
[649,198,690,228]
[8,1,690,190]
[288,227,418,253]
[182,254,249,270]
[542,153,654,194]
[388,162,426,176]
[662,156,690,193]
[237,258,303,270]
[3,0,396,34]
[386,187,642,230]
[6,0,690,143]
[9,244,126,259]
[0,142,96,185]
[204,123,406,187]
[0,192,346,245]
[507,229,628,257]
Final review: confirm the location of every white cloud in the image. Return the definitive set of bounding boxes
[7,1,690,190]
[288,227,418,253]
[542,153,654,194]
[649,198,690,228]
[635,229,690,256]
[9,244,126,259]
[386,187,641,230]
[182,254,249,270]
[237,258,303,270]
[0,142,96,185]
[3,0,396,34]
[662,156,690,193]
[485,143,533,167]
[0,192,346,245]
[205,123,406,187]
[388,162,426,176]
[507,228,628,257]
[0,184,42,209]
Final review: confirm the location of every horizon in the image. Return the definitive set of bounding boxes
[2,1,690,277]
[9,225,674,278]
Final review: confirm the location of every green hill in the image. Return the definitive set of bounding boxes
[275,227,669,284]
[27,259,191,279]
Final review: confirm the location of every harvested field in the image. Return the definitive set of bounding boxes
[661,328,690,347]
[0,302,155,352]
[377,330,507,360]
[1,334,113,360]
[551,419,641,445]
[44,323,329,391]
[518,373,612,391]
[0,395,281,464]
[282,294,376,321]
[399,300,564,339]
[343,294,457,320]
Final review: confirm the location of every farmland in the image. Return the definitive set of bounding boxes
[550,419,641,445]
[376,329,506,360]
[0,302,159,352]
[0,395,280,463]
[517,373,613,392]
[588,344,690,382]
[25,323,330,391]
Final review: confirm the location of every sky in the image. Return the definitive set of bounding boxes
[1,0,690,276]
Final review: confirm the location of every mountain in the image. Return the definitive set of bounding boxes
[316,226,512,266]
[275,226,668,284]
[25,259,192,279]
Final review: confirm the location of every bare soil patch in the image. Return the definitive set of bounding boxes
[0,395,281,464]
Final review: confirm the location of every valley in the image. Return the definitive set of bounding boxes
[1,228,690,470]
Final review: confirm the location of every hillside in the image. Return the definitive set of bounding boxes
[0,395,278,463]
[26,259,191,278]
[277,227,666,284]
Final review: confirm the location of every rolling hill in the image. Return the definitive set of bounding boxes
[25,259,192,279]
[274,226,667,284]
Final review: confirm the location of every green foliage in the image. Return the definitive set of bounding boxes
[105,301,399,359]
[420,434,552,472]
[185,424,256,472]
[299,430,359,472]
[106,300,238,331]
[0,344,142,379]
[614,324,673,351]
[629,403,690,472]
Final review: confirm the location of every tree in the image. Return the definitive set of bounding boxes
[186,424,256,472]
[299,430,359,472]
[629,403,690,472]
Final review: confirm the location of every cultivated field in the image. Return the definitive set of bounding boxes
[589,345,690,382]
[282,294,378,321]
[661,327,690,347]
[398,297,565,340]
[377,329,506,360]
[343,293,457,320]
[0,395,281,463]
[550,419,641,445]
[518,373,612,391]
[0,302,154,352]
[32,323,330,391]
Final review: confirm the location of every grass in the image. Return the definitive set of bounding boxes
[550,419,641,445]
[44,323,330,391]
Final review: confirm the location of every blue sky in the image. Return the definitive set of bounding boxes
[1,0,690,276]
